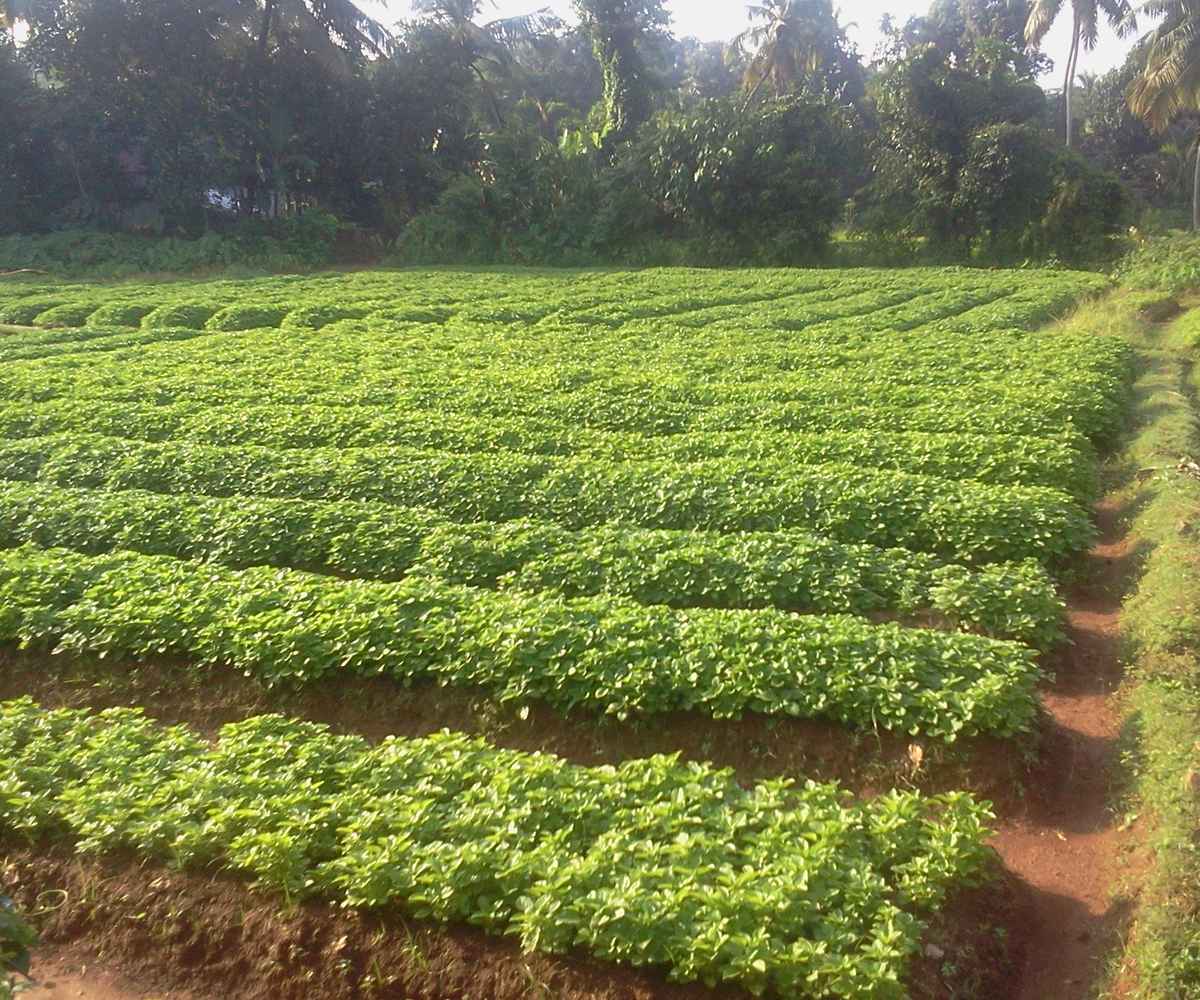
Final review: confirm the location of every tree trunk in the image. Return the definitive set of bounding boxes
[256,0,277,58]
[743,50,776,109]
[243,0,278,219]
[581,4,652,146]
[1193,123,1200,232]
[470,62,506,128]
[1064,12,1081,148]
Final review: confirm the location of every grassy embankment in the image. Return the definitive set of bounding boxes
[1060,290,1200,997]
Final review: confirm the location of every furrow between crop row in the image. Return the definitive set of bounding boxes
[0,434,1093,566]
[0,545,1043,737]
[0,483,1066,647]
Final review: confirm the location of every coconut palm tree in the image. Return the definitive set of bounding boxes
[1025,0,1133,146]
[1129,0,1200,228]
[416,0,563,125]
[217,0,392,67]
[730,0,848,104]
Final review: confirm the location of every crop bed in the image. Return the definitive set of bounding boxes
[0,266,1131,998]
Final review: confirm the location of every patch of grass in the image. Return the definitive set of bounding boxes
[1118,489,1200,998]
[1076,292,1200,999]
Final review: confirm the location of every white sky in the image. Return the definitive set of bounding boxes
[388,0,1155,86]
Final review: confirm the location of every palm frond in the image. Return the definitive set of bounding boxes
[1098,0,1135,36]
[1025,0,1065,45]
[306,0,391,53]
[1129,2,1200,132]
[1079,0,1101,48]
[483,7,564,44]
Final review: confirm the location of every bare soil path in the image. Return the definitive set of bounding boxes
[991,498,1140,999]
[21,952,200,1000]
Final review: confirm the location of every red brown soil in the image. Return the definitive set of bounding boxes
[0,649,1037,806]
[19,955,199,1000]
[4,849,750,1000]
[990,497,1143,999]
[4,848,1023,1000]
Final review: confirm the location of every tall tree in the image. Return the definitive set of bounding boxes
[903,0,1048,77]
[414,1,563,126]
[865,35,1047,252]
[1024,0,1132,147]
[241,0,389,65]
[572,0,667,143]
[211,0,391,215]
[1128,0,1200,229]
[0,38,72,232]
[730,0,861,103]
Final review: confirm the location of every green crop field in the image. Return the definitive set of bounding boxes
[0,266,1132,998]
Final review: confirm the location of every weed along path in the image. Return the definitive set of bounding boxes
[991,490,1138,995]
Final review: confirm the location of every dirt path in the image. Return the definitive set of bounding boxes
[990,499,1138,999]
[20,950,208,1000]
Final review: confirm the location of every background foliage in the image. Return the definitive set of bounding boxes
[0,0,1168,272]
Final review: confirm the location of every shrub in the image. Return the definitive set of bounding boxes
[142,303,217,329]
[1118,233,1200,296]
[88,302,157,327]
[0,211,340,280]
[206,304,289,331]
[30,302,98,328]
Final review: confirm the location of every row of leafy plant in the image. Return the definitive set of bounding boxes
[0,319,1128,412]
[0,266,1106,337]
[0,272,959,332]
[0,275,1125,397]
[0,370,1131,452]
[0,400,1100,502]
[1,699,996,999]
[0,271,1127,387]
[0,323,1135,448]
[0,545,1044,737]
[0,483,1066,647]
[0,324,214,364]
[0,434,1093,567]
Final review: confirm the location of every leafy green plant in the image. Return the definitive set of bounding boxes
[0,699,997,1000]
[0,266,1118,999]
[0,433,1093,567]
[85,302,157,328]
[141,302,217,330]
[0,545,1045,738]
[0,216,339,281]
[205,304,289,331]
[0,266,1117,736]
[29,303,98,328]
[1117,232,1200,296]
[0,483,1066,646]
[0,267,1131,449]
[0,896,37,999]
[0,397,1101,501]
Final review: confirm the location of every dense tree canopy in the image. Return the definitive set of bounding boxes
[0,0,1187,264]
[1128,0,1200,229]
